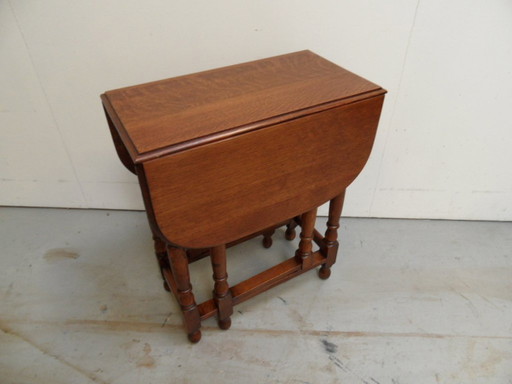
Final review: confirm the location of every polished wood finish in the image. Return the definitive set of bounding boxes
[103,105,136,175]
[143,96,383,249]
[102,50,383,162]
[194,249,328,322]
[166,246,201,343]
[101,51,386,342]
[152,235,169,289]
[285,218,299,241]
[210,245,233,329]
[319,192,346,279]
[262,228,275,249]
[295,208,318,270]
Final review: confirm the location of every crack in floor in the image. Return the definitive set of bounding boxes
[0,321,110,384]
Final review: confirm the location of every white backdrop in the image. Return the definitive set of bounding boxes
[1,0,511,220]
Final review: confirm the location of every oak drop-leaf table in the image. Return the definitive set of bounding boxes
[101,50,386,343]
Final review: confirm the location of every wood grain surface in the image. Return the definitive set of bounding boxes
[102,50,384,162]
[143,95,384,248]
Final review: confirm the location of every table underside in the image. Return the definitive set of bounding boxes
[161,217,329,322]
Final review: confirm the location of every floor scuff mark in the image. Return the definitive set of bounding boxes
[321,339,338,354]
[161,312,173,328]
[43,248,80,262]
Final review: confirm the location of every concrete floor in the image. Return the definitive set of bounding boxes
[0,207,511,384]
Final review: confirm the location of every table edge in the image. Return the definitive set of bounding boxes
[102,88,386,164]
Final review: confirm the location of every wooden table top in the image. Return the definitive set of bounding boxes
[102,50,384,163]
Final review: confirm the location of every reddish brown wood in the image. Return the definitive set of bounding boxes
[285,217,299,241]
[143,96,383,249]
[166,246,201,343]
[319,192,346,279]
[103,51,383,161]
[101,94,138,165]
[152,235,169,289]
[231,250,326,305]
[102,105,136,174]
[294,216,325,247]
[186,219,291,263]
[195,250,326,321]
[134,163,167,243]
[102,50,386,342]
[262,228,275,249]
[210,245,233,329]
[295,208,318,269]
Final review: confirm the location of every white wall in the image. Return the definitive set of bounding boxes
[1,0,511,220]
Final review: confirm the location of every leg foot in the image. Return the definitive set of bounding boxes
[218,317,232,330]
[262,229,274,249]
[295,208,317,269]
[285,220,297,241]
[167,246,201,342]
[153,235,169,280]
[188,330,202,343]
[285,227,296,241]
[321,192,346,274]
[210,245,233,331]
[318,265,331,280]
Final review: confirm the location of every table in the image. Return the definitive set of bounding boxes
[101,50,386,342]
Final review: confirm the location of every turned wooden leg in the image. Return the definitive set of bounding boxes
[319,191,346,280]
[153,235,168,273]
[210,245,233,330]
[285,218,298,241]
[295,208,317,270]
[262,228,275,248]
[153,235,170,291]
[167,246,202,343]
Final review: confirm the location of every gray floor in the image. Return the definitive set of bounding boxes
[0,207,511,384]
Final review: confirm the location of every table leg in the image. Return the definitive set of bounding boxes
[262,228,275,248]
[285,218,298,240]
[319,191,346,279]
[167,245,202,343]
[153,235,170,290]
[210,244,233,329]
[295,208,317,269]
